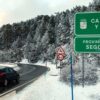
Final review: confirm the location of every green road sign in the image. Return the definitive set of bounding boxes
[75,12,100,36]
[74,37,100,53]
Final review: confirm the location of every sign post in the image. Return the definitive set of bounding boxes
[74,12,100,88]
[74,12,100,53]
[74,37,100,53]
[56,47,65,72]
[70,53,74,100]
[56,47,65,61]
[82,54,85,87]
[75,12,100,36]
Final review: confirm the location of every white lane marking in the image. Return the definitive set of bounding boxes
[20,67,36,76]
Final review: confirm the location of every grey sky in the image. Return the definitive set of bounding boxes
[0,0,92,26]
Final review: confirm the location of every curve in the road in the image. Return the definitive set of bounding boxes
[0,64,48,97]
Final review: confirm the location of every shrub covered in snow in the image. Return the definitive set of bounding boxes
[60,58,98,85]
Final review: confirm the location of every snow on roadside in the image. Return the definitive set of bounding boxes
[0,62,20,71]
[16,61,70,100]
[74,83,100,100]
[20,59,29,64]
[0,63,17,67]
[10,61,100,100]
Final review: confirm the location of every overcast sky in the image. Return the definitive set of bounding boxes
[0,0,92,26]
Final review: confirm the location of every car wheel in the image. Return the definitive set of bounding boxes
[4,79,8,86]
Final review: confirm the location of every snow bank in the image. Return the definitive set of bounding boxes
[0,63,20,71]
[0,91,17,100]
[20,59,29,64]
[0,63,17,67]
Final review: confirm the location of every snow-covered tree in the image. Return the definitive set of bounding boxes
[11,36,22,49]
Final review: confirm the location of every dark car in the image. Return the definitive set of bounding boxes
[0,67,20,86]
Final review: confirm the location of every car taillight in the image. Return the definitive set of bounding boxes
[0,72,6,77]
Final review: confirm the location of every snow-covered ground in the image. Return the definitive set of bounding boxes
[1,60,100,100]
[0,63,17,68]
[16,61,100,100]
[0,62,20,71]
[20,59,29,64]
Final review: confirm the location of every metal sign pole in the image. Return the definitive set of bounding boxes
[82,54,85,88]
[59,60,61,75]
[46,61,47,67]
[56,59,58,69]
[70,53,74,100]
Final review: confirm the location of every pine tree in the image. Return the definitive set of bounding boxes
[11,36,22,49]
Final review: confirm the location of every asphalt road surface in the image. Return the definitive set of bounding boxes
[0,63,48,96]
